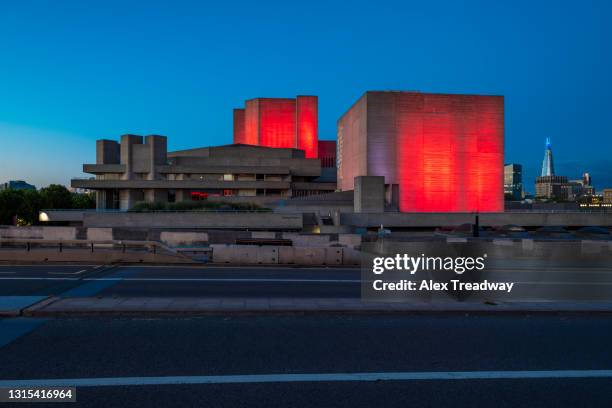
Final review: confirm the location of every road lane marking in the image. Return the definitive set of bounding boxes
[49,269,88,275]
[0,277,80,281]
[81,278,363,283]
[3,369,612,387]
[2,277,612,286]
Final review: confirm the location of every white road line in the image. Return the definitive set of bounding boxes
[0,277,359,283]
[2,369,612,387]
[1,277,612,285]
[82,278,362,283]
[0,265,96,268]
[49,269,88,275]
[0,277,80,281]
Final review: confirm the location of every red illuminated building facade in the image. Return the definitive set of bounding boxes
[317,140,337,168]
[233,96,318,158]
[337,91,504,212]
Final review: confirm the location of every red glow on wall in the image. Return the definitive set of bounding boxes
[233,109,245,144]
[243,100,260,146]
[233,96,319,157]
[296,96,318,158]
[396,93,503,212]
[318,140,336,168]
[259,98,296,149]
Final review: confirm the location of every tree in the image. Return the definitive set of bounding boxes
[19,189,43,225]
[0,189,25,225]
[39,184,72,209]
[71,192,96,209]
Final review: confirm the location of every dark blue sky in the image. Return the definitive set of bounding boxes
[1,0,610,191]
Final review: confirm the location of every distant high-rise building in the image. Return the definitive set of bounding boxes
[536,175,568,200]
[0,180,36,191]
[504,163,523,201]
[582,172,591,186]
[540,137,555,177]
[604,189,612,204]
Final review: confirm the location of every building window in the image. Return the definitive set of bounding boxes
[223,174,234,181]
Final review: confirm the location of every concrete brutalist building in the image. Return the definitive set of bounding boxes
[72,135,336,210]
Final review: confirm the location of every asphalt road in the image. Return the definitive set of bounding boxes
[0,265,362,298]
[1,314,612,407]
[1,263,612,300]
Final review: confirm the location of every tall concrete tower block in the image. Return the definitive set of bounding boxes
[337,91,504,213]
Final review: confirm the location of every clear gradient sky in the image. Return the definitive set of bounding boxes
[1,0,610,192]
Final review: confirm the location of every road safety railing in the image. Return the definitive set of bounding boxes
[0,238,194,256]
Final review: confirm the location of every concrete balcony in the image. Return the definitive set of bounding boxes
[291,182,336,191]
[83,164,126,173]
[71,179,291,190]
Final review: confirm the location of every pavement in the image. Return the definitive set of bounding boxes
[1,314,612,407]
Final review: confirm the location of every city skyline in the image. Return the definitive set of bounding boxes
[1,1,611,190]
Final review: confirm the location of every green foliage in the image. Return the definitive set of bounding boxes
[71,192,96,209]
[0,189,25,225]
[129,200,271,212]
[40,184,72,209]
[0,185,95,225]
[129,201,167,212]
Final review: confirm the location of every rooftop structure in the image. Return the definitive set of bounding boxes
[72,135,335,210]
[233,96,318,158]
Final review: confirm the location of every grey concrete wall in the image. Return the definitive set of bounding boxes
[82,212,303,229]
[0,227,77,240]
[211,245,350,265]
[341,212,612,227]
[354,176,385,213]
[160,231,209,247]
[337,93,368,191]
[96,140,120,164]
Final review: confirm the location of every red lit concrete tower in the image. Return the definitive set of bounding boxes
[337,91,504,213]
[233,95,319,158]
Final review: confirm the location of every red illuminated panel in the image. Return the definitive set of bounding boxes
[258,98,296,149]
[296,96,318,158]
[396,93,503,213]
[244,99,260,146]
[233,108,246,144]
[318,140,336,168]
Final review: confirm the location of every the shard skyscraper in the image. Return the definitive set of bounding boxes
[541,137,555,177]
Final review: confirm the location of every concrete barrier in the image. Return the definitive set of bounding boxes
[83,212,303,229]
[210,245,346,265]
[160,232,209,247]
[282,233,330,247]
[251,231,277,239]
[211,245,278,264]
[0,226,77,240]
[0,249,193,264]
[278,247,343,265]
[87,228,113,241]
[338,234,362,248]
